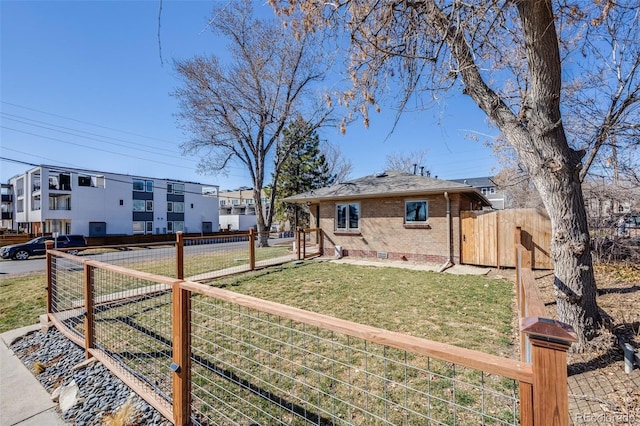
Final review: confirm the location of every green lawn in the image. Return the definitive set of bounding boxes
[207,261,516,354]
[0,261,515,352]
[0,272,47,333]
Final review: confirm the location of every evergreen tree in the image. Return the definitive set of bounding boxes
[274,117,335,230]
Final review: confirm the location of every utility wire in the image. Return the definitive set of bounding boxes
[1,112,188,155]
[1,101,177,145]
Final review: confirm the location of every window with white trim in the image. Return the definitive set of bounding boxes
[336,202,360,231]
[405,200,428,223]
[168,201,184,212]
[133,221,145,234]
[133,200,153,212]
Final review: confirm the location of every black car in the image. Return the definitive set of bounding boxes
[1,235,87,260]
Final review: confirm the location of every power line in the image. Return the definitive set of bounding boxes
[1,112,189,156]
[1,101,178,145]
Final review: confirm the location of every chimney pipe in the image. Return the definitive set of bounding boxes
[420,166,424,176]
[413,164,417,175]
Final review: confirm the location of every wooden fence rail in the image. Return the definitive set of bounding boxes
[45,227,575,425]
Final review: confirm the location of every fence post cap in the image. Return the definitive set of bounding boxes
[521,316,577,345]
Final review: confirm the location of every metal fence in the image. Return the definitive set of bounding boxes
[45,228,575,425]
[186,284,521,425]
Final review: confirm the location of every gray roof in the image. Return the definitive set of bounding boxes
[449,176,496,188]
[284,171,491,205]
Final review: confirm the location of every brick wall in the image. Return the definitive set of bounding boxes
[313,193,469,264]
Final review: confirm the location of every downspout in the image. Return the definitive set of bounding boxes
[438,192,454,272]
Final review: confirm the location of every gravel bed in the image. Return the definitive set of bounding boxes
[10,328,172,426]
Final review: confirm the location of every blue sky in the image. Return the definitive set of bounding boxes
[1,0,500,189]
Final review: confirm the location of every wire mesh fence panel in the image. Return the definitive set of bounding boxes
[49,252,86,339]
[79,243,178,278]
[188,295,520,426]
[184,234,253,281]
[254,232,296,269]
[90,266,174,403]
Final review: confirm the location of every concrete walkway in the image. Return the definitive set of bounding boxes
[327,257,492,275]
[0,324,67,426]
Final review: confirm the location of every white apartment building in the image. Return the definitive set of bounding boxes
[218,187,272,231]
[7,165,219,236]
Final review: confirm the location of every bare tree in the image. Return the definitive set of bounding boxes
[267,0,636,347]
[563,3,640,184]
[384,150,430,175]
[173,0,332,245]
[321,140,353,183]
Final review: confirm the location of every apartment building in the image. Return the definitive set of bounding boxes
[1,184,14,230]
[450,176,505,210]
[218,187,272,231]
[6,165,219,236]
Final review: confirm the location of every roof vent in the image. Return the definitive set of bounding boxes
[375,172,387,178]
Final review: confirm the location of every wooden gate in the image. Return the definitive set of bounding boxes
[461,209,552,269]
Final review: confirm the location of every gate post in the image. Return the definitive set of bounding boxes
[176,231,184,280]
[521,317,576,425]
[83,262,95,359]
[172,281,191,425]
[46,240,54,315]
[249,228,256,270]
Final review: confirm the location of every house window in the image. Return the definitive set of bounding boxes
[146,221,153,234]
[78,176,91,187]
[220,200,226,206]
[168,201,184,212]
[133,179,153,192]
[173,183,184,195]
[336,202,360,231]
[133,221,145,234]
[481,187,496,195]
[134,200,153,212]
[78,175,105,188]
[405,200,428,223]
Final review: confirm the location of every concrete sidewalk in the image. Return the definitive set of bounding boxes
[328,257,492,275]
[1,324,67,426]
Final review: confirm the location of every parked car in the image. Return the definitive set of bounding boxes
[1,235,87,260]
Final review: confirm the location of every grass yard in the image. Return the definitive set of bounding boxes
[2,259,518,425]
[0,272,47,333]
[0,261,516,353]
[207,260,516,354]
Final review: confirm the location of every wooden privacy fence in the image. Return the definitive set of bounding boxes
[44,227,576,425]
[461,208,552,269]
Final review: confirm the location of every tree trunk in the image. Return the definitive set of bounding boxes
[527,139,601,347]
[254,188,270,247]
[424,0,601,346]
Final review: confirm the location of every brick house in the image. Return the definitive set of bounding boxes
[284,171,491,265]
